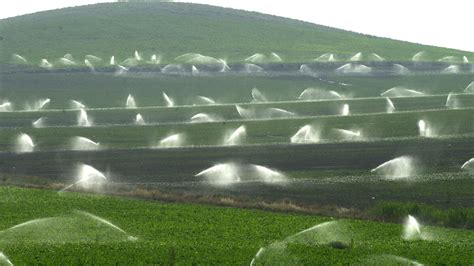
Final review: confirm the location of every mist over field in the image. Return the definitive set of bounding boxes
[0,1,473,264]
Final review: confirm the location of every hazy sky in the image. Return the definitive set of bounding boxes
[1,0,472,51]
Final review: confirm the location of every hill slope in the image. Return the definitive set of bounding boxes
[0,2,472,65]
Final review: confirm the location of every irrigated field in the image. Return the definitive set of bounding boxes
[1,72,472,109]
[1,69,473,209]
[1,1,473,264]
[1,94,473,127]
[0,187,473,265]
[0,108,473,150]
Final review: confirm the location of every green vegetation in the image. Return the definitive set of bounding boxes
[0,2,473,264]
[373,202,474,229]
[1,72,472,109]
[1,94,473,128]
[0,71,472,215]
[0,2,472,65]
[0,187,473,264]
[1,136,473,210]
[0,108,473,151]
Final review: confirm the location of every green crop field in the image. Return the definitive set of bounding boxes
[0,187,473,264]
[1,94,474,128]
[1,137,473,210]
[0,108,473,151]
[0,1,473,264]
[1,72,473,109]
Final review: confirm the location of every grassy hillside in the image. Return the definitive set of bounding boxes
[0,187,473,264]
[0,2,472,65]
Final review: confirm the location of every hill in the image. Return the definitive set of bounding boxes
[0,2,472,65]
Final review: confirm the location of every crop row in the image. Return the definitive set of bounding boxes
[0,108,472,151]
[1,94,473,128]
[1,72,471,109]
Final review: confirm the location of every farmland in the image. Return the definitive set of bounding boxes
[1,60,474,265]
[0,1,473,264]
[0,187,473,265]
[1,72,473,109]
